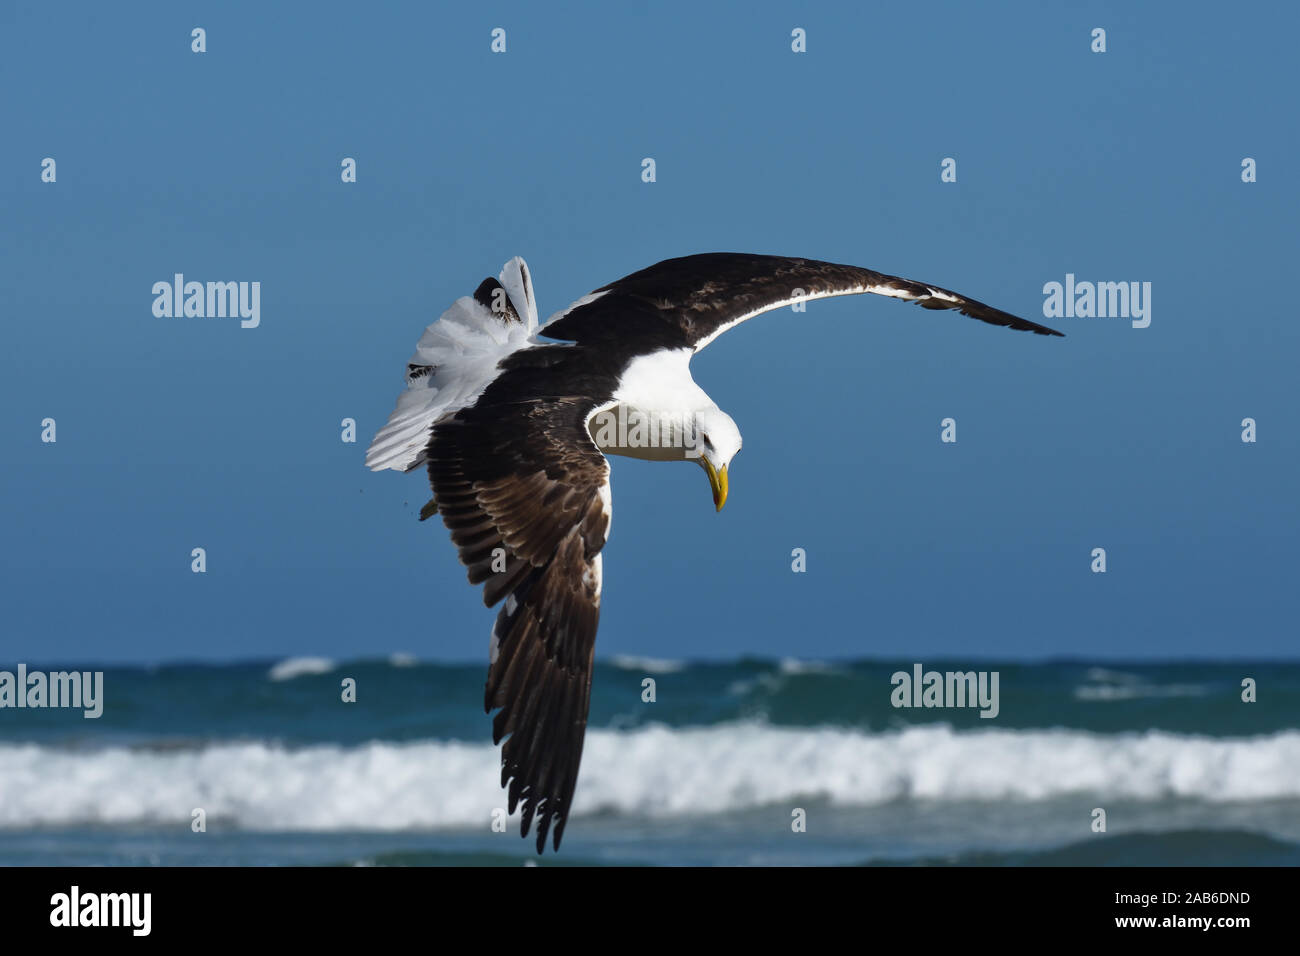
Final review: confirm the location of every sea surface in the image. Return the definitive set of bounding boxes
[2,656,1297,866]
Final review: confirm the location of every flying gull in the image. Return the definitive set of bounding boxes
[366,253,1063,851]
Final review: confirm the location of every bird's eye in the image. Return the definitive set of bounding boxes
[702,432,713,449]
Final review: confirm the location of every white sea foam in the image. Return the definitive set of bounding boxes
[608,655,686,674]
[267,657,335,681]
[726,658,843,696]
[1,725,1297,830]
[1074,683,1207,701]
[778,657,842,675]
[1084,667,1141,683]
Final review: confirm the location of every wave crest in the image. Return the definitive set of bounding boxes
[2,724,1297,830]
[267,657,335,681]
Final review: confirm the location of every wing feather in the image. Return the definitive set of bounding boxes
[426,393,610,852]
[540,252,1063,353]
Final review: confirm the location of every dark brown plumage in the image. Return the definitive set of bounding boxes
[426,396,610,851]
[370,252,1061,853]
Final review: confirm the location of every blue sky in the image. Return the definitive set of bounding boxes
[2,1,1296,663]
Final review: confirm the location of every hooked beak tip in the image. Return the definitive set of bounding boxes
[704,459,729,512]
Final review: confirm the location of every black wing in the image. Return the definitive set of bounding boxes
[542,253,1062,352]
[425,387,611,853]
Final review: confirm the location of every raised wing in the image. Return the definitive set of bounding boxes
[541,253,1062,353]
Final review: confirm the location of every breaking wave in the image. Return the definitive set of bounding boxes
[2,723,1297,830]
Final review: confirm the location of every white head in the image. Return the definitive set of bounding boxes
[692,406,742,511]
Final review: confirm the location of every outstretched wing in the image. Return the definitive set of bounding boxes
[424,388,612,853]
[541,252,1062,352]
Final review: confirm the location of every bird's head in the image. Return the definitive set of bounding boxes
[692,406,742,512]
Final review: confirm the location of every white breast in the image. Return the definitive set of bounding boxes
[612,348,710,412]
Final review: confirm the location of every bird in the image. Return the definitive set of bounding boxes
[366,253,1063,852]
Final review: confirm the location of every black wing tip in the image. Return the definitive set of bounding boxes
[525,810,565,853]
[944,300,1064,338]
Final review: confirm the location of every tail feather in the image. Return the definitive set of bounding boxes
[366,258,539,473]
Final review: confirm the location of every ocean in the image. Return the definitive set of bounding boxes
[2,656,1297,866]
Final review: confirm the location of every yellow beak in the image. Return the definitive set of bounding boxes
[703,459,729,512]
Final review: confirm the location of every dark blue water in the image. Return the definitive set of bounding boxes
[1,656,1296,865]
